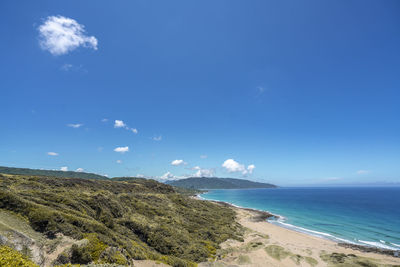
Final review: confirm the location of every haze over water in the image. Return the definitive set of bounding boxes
[201,187,400,250]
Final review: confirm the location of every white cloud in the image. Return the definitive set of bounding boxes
[114,146,129,153]
[38,15,98,55]
[357,170,370,175]
[152,135,162,141]
[200,155,208,159]
[116,160,122,164]
[47,152,58,156]
[101,118,108,122]
[247,164,255,174]
[160,171,176,180]
[76,168,84,172]
[60,166,68,171]
[114,120,126,128]
[67,123,83,128]
[222,159,255,175]
[193,167,215,177]
[171,159,186,166]
[222,159,245,173]
[113,119,138,134]
[158,171,192,181]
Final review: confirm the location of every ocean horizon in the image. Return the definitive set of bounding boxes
[201,187,400,251]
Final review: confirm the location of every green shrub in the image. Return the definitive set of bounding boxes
[71,244,92,264]
[83,233,108,261]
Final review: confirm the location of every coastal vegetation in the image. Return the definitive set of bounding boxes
[168,177,277,189]
[0,166,108,180]
[0,173,243,266]
[320,252,381,267]
[0,245,38,267]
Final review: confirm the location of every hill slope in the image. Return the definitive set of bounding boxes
[0,173,242,266]
[168,177,277,189]
[0,166,108,180]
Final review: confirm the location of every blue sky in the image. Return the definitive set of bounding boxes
[1,0,399,185]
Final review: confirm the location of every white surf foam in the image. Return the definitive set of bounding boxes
[359,240,398,250]
[196,194,206,200]
[269,218,359,245]
[276,221,334,238]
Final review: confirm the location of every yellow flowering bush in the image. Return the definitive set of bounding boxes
[0,245,38,267]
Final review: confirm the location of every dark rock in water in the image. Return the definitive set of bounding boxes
[338,243,400,258]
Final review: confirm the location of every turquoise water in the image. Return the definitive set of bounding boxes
[201,187,400,250]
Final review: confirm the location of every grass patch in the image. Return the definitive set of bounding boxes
[238,254,251,264]
[290,254,304,265]
[320,252,379,267]
[265,245,291,261]
[265,245,313,266]
[304,256,318,266]
[243,241,264,252]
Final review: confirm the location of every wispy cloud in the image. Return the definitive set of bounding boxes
[323,177,342,181]
[152,135,162,141]
[257,86,265,94]
[116,160,122,164]
[38,15,98,55]
[114,146,129,153]
[357,170,370,175]
[47,152,58,156]
[101,118,108,122]
[200,155,208,159]
[67,123,83,128]
[61,63,73,71]
[114,119,138,134]
[60,166,68,171]
[60,63,87,73]
[222,159,255,175]
[76,168,84,172]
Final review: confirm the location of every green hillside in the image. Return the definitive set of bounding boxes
[0,173,242,266]
[0,166,108,180]
[168,177,277,189]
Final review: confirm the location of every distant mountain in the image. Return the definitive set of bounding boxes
[0,166,108,180]
[168,177,277,189]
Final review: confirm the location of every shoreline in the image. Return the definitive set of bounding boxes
[195,193,400,258]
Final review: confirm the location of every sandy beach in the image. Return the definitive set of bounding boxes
[199,203,400,267]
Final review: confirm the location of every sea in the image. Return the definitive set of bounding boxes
[200,187,400,250]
